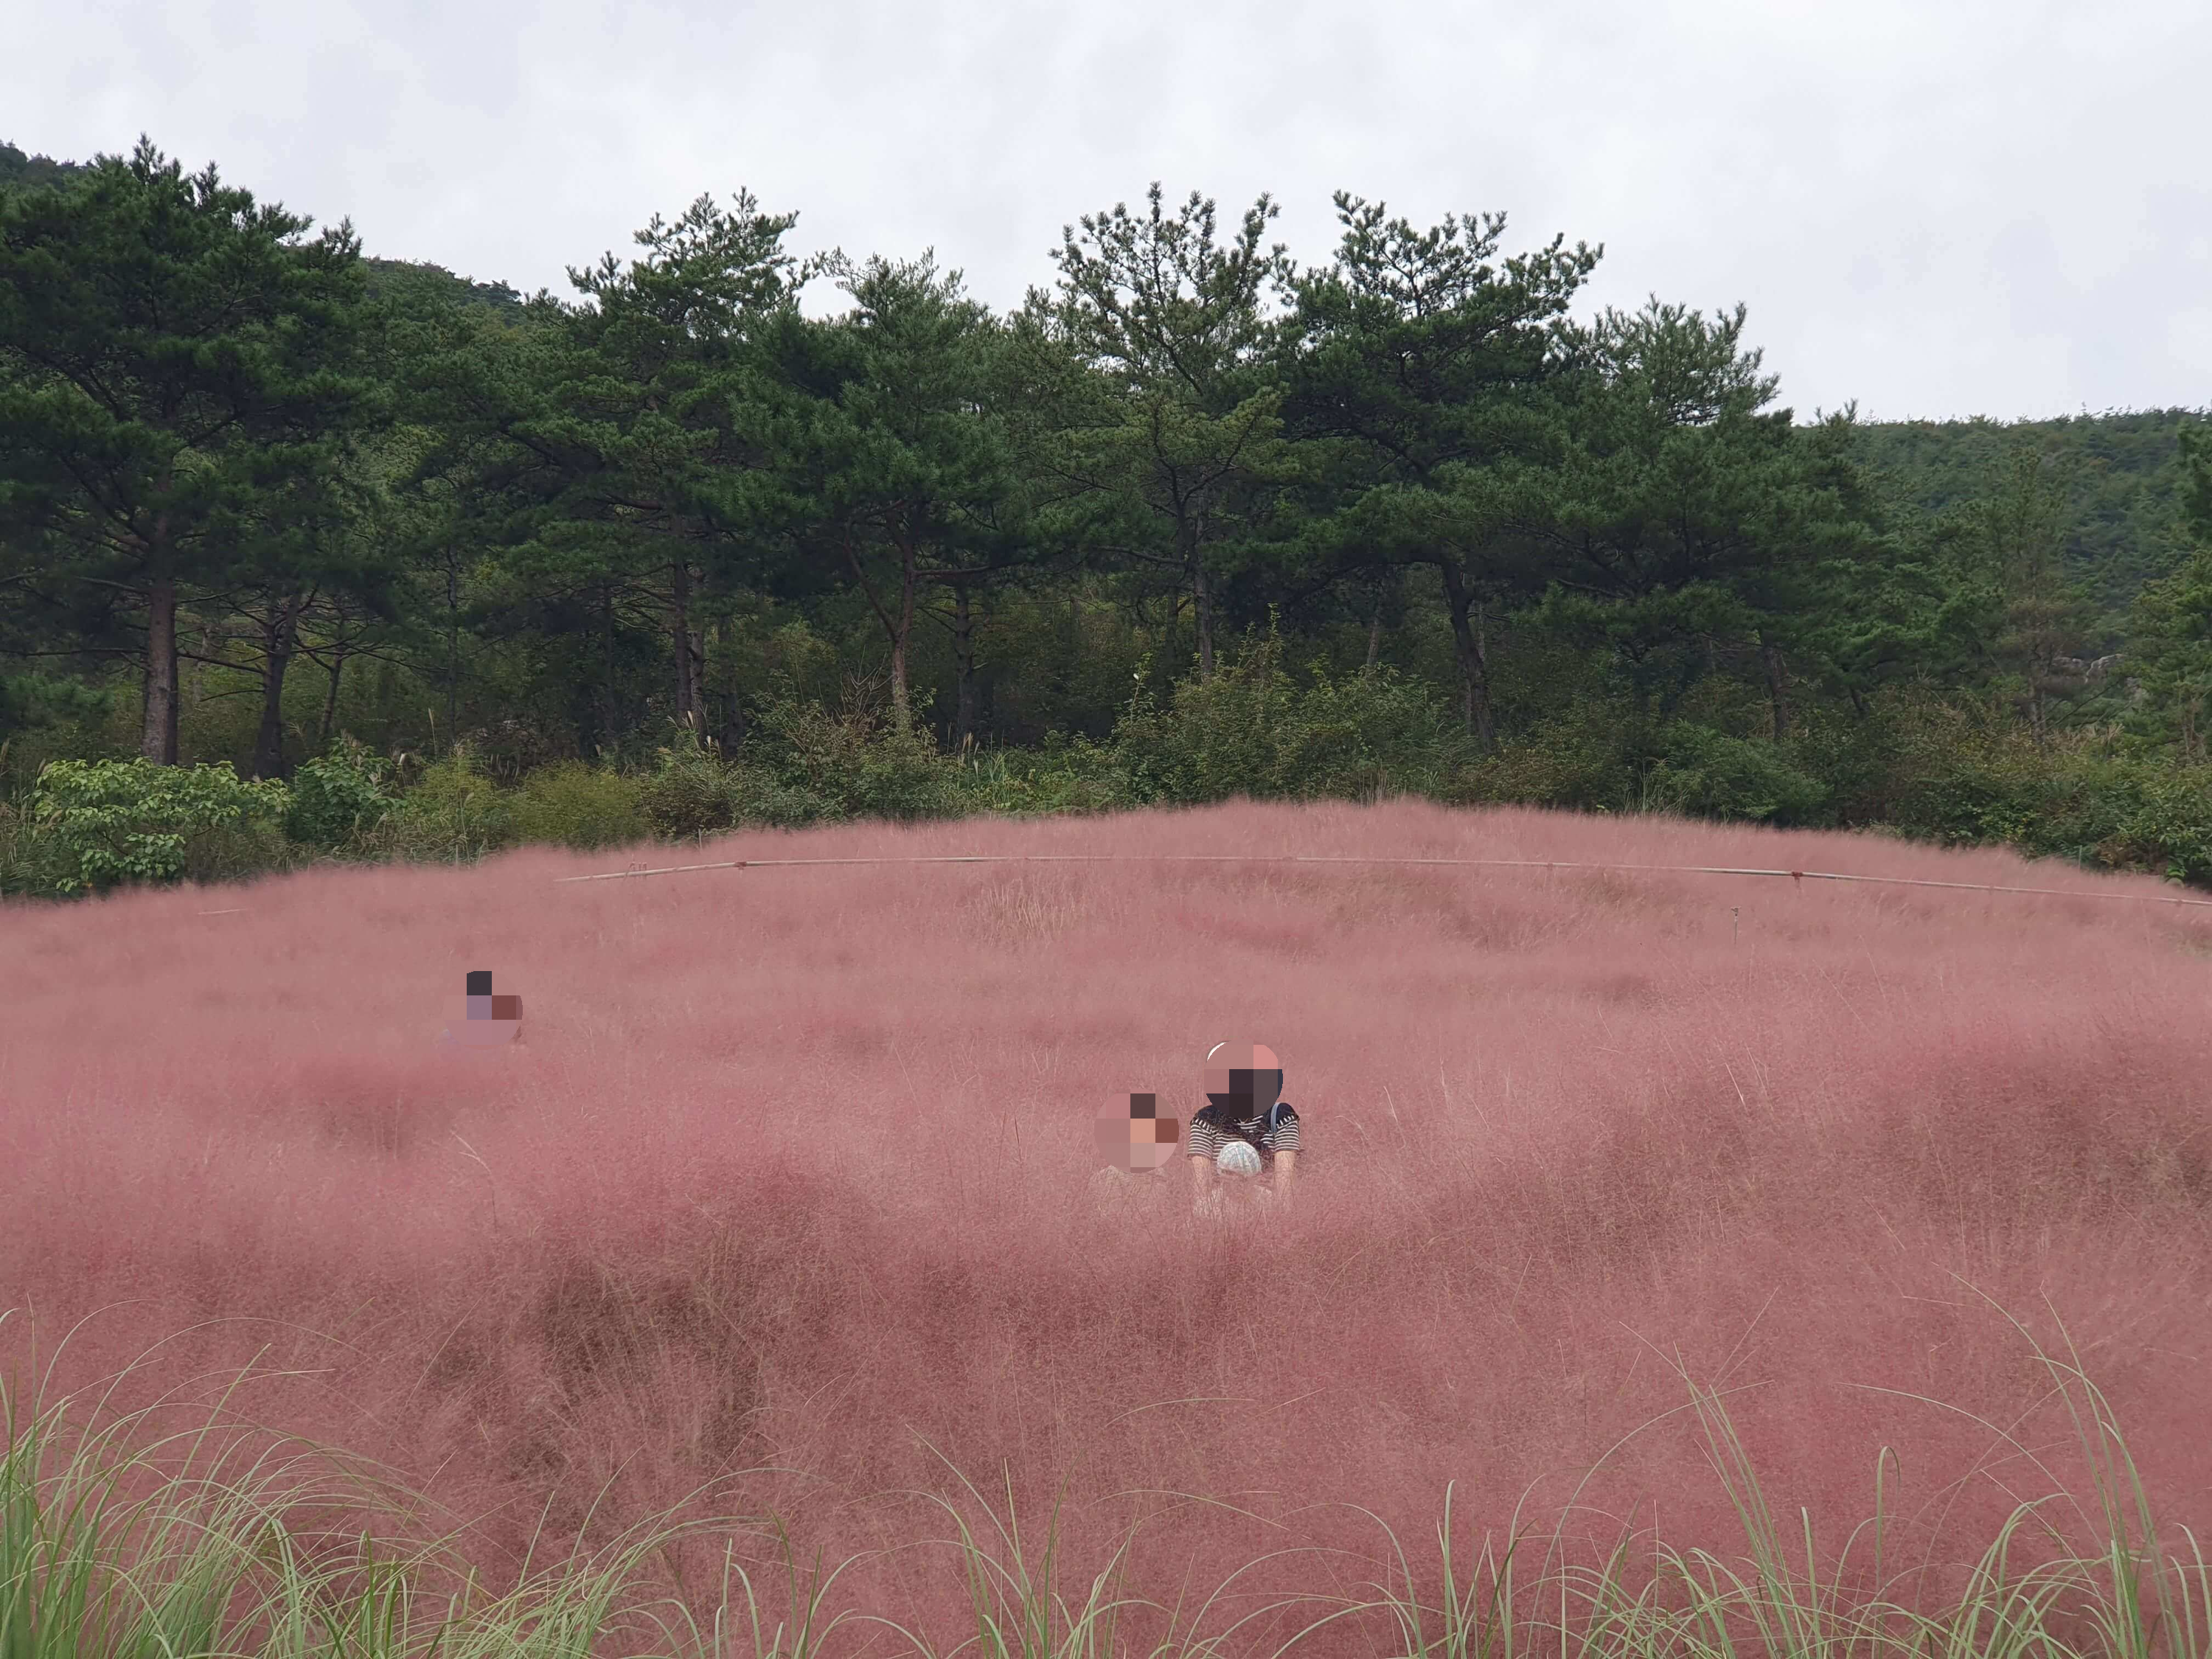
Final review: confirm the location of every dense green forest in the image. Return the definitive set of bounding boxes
[2,136,2210,895]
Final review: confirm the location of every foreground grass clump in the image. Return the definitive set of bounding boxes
[5,1335,2208,1659]
[4,801,2212,1646]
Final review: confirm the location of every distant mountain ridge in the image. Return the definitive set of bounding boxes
[0,140,86,190]
[360,257,530,320]
[1,140,529,321]
[1851,408,2210,614]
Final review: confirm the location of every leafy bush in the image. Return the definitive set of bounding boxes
[1273,663,1475,799]
[1459,707,1645,814]
[1646,724,1830,824]
[360,747,514,864]
[507,760,647,850]
[1829,699,2212,885]
[27,757,291,895]
[638,740,740,840]
[748,696,962,821]
[283,737,397,847]
[950,735,1129,817]
[0,795,76,898]
[1110,631,1478,805]
[0,674,125,790]
[179,817,299,886]
[636,737,826,838]
[2085,768,2212,883]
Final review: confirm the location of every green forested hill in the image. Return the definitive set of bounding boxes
[0,141,84,190]
[1852,410,2207,619]
[361,257,531,321]
[3,143,526,321]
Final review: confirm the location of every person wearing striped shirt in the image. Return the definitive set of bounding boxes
[1188,1041,1300,1208]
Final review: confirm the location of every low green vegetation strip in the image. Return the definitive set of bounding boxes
[12,647,2212,901]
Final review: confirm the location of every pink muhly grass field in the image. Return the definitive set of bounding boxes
[4,799,2211,1646]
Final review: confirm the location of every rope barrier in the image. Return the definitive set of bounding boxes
[549,850,2212,908]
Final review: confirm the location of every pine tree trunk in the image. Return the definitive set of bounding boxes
[251,592,305,779]
[1437,556,1494,750]
[319,640,347,748]
[686,613,705,734]
[599,584,619,757]
[714,618,745,754]
[142,576,180,765]
[888,535,917,735]
[952,581,978,751]
[1192,552,1214,684]
[1475,600,1492,744]
[445,547,462,748]
[1365,587,1384,671]
[670,559,698,741]
[1763,641,1790,742]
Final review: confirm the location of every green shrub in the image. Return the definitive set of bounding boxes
[750,697,961,821]
[1110,630,1478,805]
[507,760,647,850]
[1273,663,1474,799]
[951,736,1129,817]
[361,748,513,864]
[1458,709,1644,814]
[1111,647,1281,805]
[0,797,74,898]
[638,740,737,840]
[2098,769,2212,883]
[27,757,291,896]
[1840,699,2212,885]
[637,737,743,837]
[723,763,844,829]
[633,737,821,838]
[0,675,125,791]
[1646,725,1830,825]
[283,736,396,847]
[180,817,299,886]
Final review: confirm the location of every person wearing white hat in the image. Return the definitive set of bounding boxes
[1186,1041,1300,1213]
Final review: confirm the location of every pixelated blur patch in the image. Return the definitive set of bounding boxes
[443,970,522,1056]
[1203,1041,1283,1109]
[1094,1093,1180,1172]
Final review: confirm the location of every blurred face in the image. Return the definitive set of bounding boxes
[1095,1093,1181,1172]
[1203,1043,1281,1116]
[445,970,522,1054]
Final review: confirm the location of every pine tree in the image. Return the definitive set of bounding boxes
[1040,184,1298,681]
[1286,193,1599,741]
[0,139,372,762]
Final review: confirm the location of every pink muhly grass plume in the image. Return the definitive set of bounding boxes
[3,799,2210,1647]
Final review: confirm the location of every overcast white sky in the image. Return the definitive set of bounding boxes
[10,0,2209,422]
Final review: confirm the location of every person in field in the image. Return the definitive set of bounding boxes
[1089,1092,1180,1211]
[1188,1041,1300,1212]
[438,970,524,1056]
